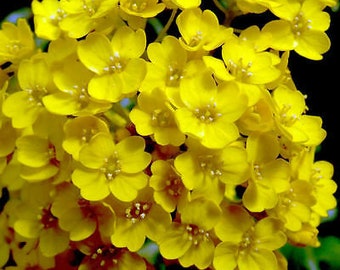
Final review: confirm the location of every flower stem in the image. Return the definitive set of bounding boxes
[154,8,178,42]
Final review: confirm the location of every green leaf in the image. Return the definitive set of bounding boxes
[314,236,340,269]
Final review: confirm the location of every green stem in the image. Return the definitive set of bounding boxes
[154,8,178,42]
[213,0,227,13]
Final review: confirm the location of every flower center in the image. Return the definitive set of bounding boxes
[239,227,256,253]
[90,246,120,267]
[39,205,58,229]
[125,201,151,223]
[26,85,48,106]
[151,109,171,127]
[253,163,263,180]
[81,128,97,143]
[104,52,124,73]
[292,12,311,37]
[127,0,148,12]
[186,224,210,245]
[194,103,221,123]
[278,104,300,127]
[101,152,121,180]
[227,58,253,80]
[166,175,184,197]
[198,154,223,177]
[82,0,97,16]
[188,31,203,47]
[166,65,183,87]
[78,198,96,219]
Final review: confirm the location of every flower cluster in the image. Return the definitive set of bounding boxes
[0,0,338,269]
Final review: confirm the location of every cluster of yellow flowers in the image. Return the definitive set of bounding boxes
[0,0,338,269]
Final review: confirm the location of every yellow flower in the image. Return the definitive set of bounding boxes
[176,8,233,52]
[119,0,166,18]
[286,223,320,247]
[214,204,287,270]
[263,0,331,60]
[72,133,151,201]
[164,0,201,9]
[2,55,55,129]
[59,0,119,38]
[0,213,11,268]
[272,85,326,146]
[204,35,281,106]
[62,115,110,161]
[158,197,221,269]
[0,18,35,68]
[149,159,188,212]
[140,35,188,92]
[51,182,116,241]
[237,90,275,135]
[12,182,70,257]
[32,0,66,40]
[77,26,147,102]
[109,187,172,252]
[0,119,17,163]
[77,234,147,270]
[243,131,290,212]
[267,180,316,231]
[174,138,249,203]
[129,87,185,146]
[43,58,112,116]
[309,161,337,218]
[174,72,247,149]
[15,134,62,182]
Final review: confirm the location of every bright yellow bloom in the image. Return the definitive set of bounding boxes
[43,58,112,116]
[263,0,331,60]
[72,133,151,201]
[0,152,25,192]
[272,85,326,146]
[77,26,147,102]
[149,159,188,212]
[141,35,209,107]
[235,0,269,14]
[119,0,166,18]
[164,0,201,9]
[174,72,247,149]
[109,187,172,252]
[158,197,221,269]
[0,18,35,69]
[9,237,56,269]
[2,54,55,129]
[309,161,337,218]
[32,0,66,40]
[15,134,61,181]
[0,119,16,163]
[51,182,116,241]
[237,90,275,135]
[59,0,119,38]
[129,88,185,146]
[243,131,290,212]
[12,182,70,257]
[77,234,147,270]
[62,115,110,160]
[174,137,249,193]
[204,35,281,106]
[267,180,316,231]
[214,204,287,270]
[140,35,188,92]
[0,213,11,268]
[176,8,233,52]
[286,223,320,247]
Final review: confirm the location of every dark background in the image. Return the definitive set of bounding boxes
[1,0,339,235]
